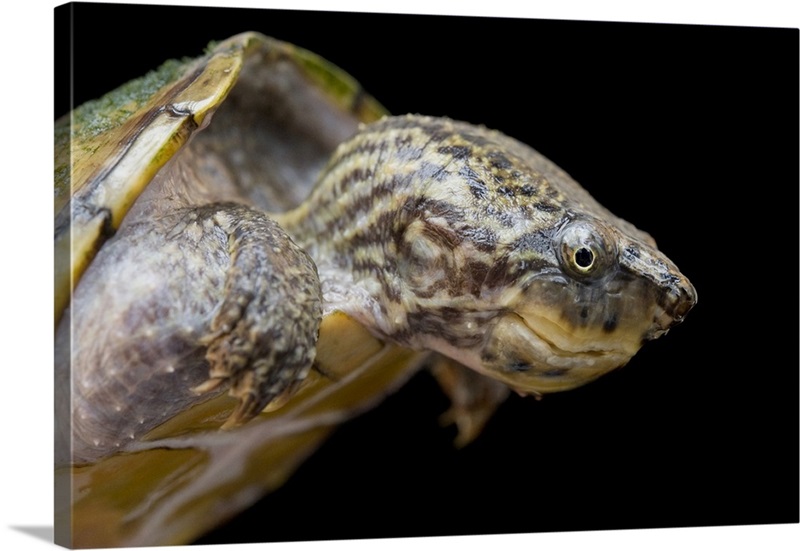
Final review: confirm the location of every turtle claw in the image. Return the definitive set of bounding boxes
[219,371,304,430]
[221,391,259,430]
[200,284,316,429]
[192,377,225,395]
[196,205,323,431]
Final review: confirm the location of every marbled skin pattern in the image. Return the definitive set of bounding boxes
[58,114,696,464]
[280,115,696,392]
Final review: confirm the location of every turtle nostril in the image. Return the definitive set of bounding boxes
[646,275,697,341]
[664,277,697,326]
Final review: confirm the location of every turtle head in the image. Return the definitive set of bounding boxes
[470,218,697,394]
[297,115,696,396]
[371,117,697,395]
[401,214,697,396]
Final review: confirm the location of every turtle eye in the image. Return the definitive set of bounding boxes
[558,220,614,279]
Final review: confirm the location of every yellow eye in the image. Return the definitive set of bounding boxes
[558,219,615,279]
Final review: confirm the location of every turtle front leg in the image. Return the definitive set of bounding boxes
[187,203,323,428]
[60,200,322,464]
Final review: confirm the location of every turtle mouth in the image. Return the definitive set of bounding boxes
[473,311,638,395]
[518,310,641,358]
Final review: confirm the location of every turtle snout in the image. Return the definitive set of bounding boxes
[647,273,697,340]
[664,274,697,325]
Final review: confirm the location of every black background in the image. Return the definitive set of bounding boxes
[56,3,798,544]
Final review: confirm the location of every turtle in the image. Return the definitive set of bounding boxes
[54,33,696,547]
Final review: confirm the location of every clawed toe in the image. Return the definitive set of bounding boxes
[192,377,225,395]
[221,391,259,430]
[189,205,322,433]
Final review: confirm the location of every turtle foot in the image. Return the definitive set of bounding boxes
[196,204,323,428]
[430,357,511,447]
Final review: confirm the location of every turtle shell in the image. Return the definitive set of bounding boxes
[54,33,429,548]
[55,32,386,325]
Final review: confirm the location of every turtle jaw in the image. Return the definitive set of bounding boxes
[474,312,640,395]
[466,266,695,395]
[423,270,674,394]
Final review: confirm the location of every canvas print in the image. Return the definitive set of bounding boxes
[54,3,798,548]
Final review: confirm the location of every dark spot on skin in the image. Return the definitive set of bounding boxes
[603,313,618,332]
[542,367,569,377]
[497,186,516,197]
[580,306,589,319]
[439,306,463,322]
[438,145,472,159]
[461,166,489,200]
[519,185,537,197]
[495,210,516,228]
[661,272,680,285]
[394,134,414,150]
[533,201,560,213]
[512,229,555,254]
[465,259,490,295]
[488,152,513,170]
[509,360,532,372]
[623,245,640,260]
